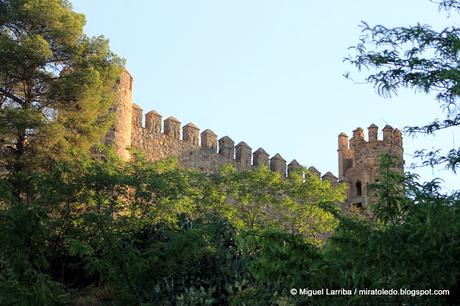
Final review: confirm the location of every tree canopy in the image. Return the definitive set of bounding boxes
[0,1,459,305]
[346,0,460,172]
[0,0,123,193]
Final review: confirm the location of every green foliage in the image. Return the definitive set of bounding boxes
[208,165,345,244]
[234,229,322,305]
[0,148,344,305]
[343,3,460,300]
[346,0,460,171]
[320,192,460,305]
[1,143,460,306]
[0,0,123,187]
[319,158,460,305]
[367,154,410,224]
[3,143,458,305]
[0,191,70,305]
[1,1,459,305]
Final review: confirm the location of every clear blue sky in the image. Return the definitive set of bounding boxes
[72,0,459,191]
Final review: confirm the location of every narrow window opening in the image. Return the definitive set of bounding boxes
[356,180,362,196]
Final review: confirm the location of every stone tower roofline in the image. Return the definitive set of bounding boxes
[254,147,268,154]
[337,123,404,207]
[322,171,338,185]
[287,159,301,177]
[219,135,233,142]
[165,116,180,122]
[236,141,251,149]
[308,166,321,177]
[271,153,286,162]
[202,129,216,136]
[184,122,199,129]
[341,123,403,148]
[146,110,161,116]
[322,171,337,178]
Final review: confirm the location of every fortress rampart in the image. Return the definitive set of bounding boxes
[130,103,339,183]
[107,69,404,206]
[108,69,339,183]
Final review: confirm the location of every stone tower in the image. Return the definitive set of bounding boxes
[105,68,133,161]
[338,124,404,208]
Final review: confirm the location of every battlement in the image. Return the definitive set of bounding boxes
[339,124,403,150]
[107,70,404,208]
[128,104,338,182]
[338,124,404,207]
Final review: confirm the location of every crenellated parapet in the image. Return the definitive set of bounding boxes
[132,104,143,128]
[368,124,378,142]
[338,123,404,208]
[339,124,403,177]
[106,69,349,197]
[105,70,407,214]
[393,128,403,147]
[164,116,181,140]
[322,172,338,186]
[287,159,301,176]
[183,123,200,146]
[201,129,217,151]
[218,136,235,159]
[253,148,269,167]
[126,105,340,181]
[270,153,286,176]
[235,142,252,168]
[145,110,162,134]
[308,166,321,177]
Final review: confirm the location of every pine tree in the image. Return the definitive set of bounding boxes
[0,0,123,198]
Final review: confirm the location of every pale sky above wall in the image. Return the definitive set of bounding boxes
[72,0,459,192]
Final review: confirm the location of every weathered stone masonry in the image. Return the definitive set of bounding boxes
[130,104,322,177]
[107,69,404,207]
[338,125,404,207]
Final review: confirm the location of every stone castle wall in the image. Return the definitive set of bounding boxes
[129,103,338,183]
[108,69,404,206]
